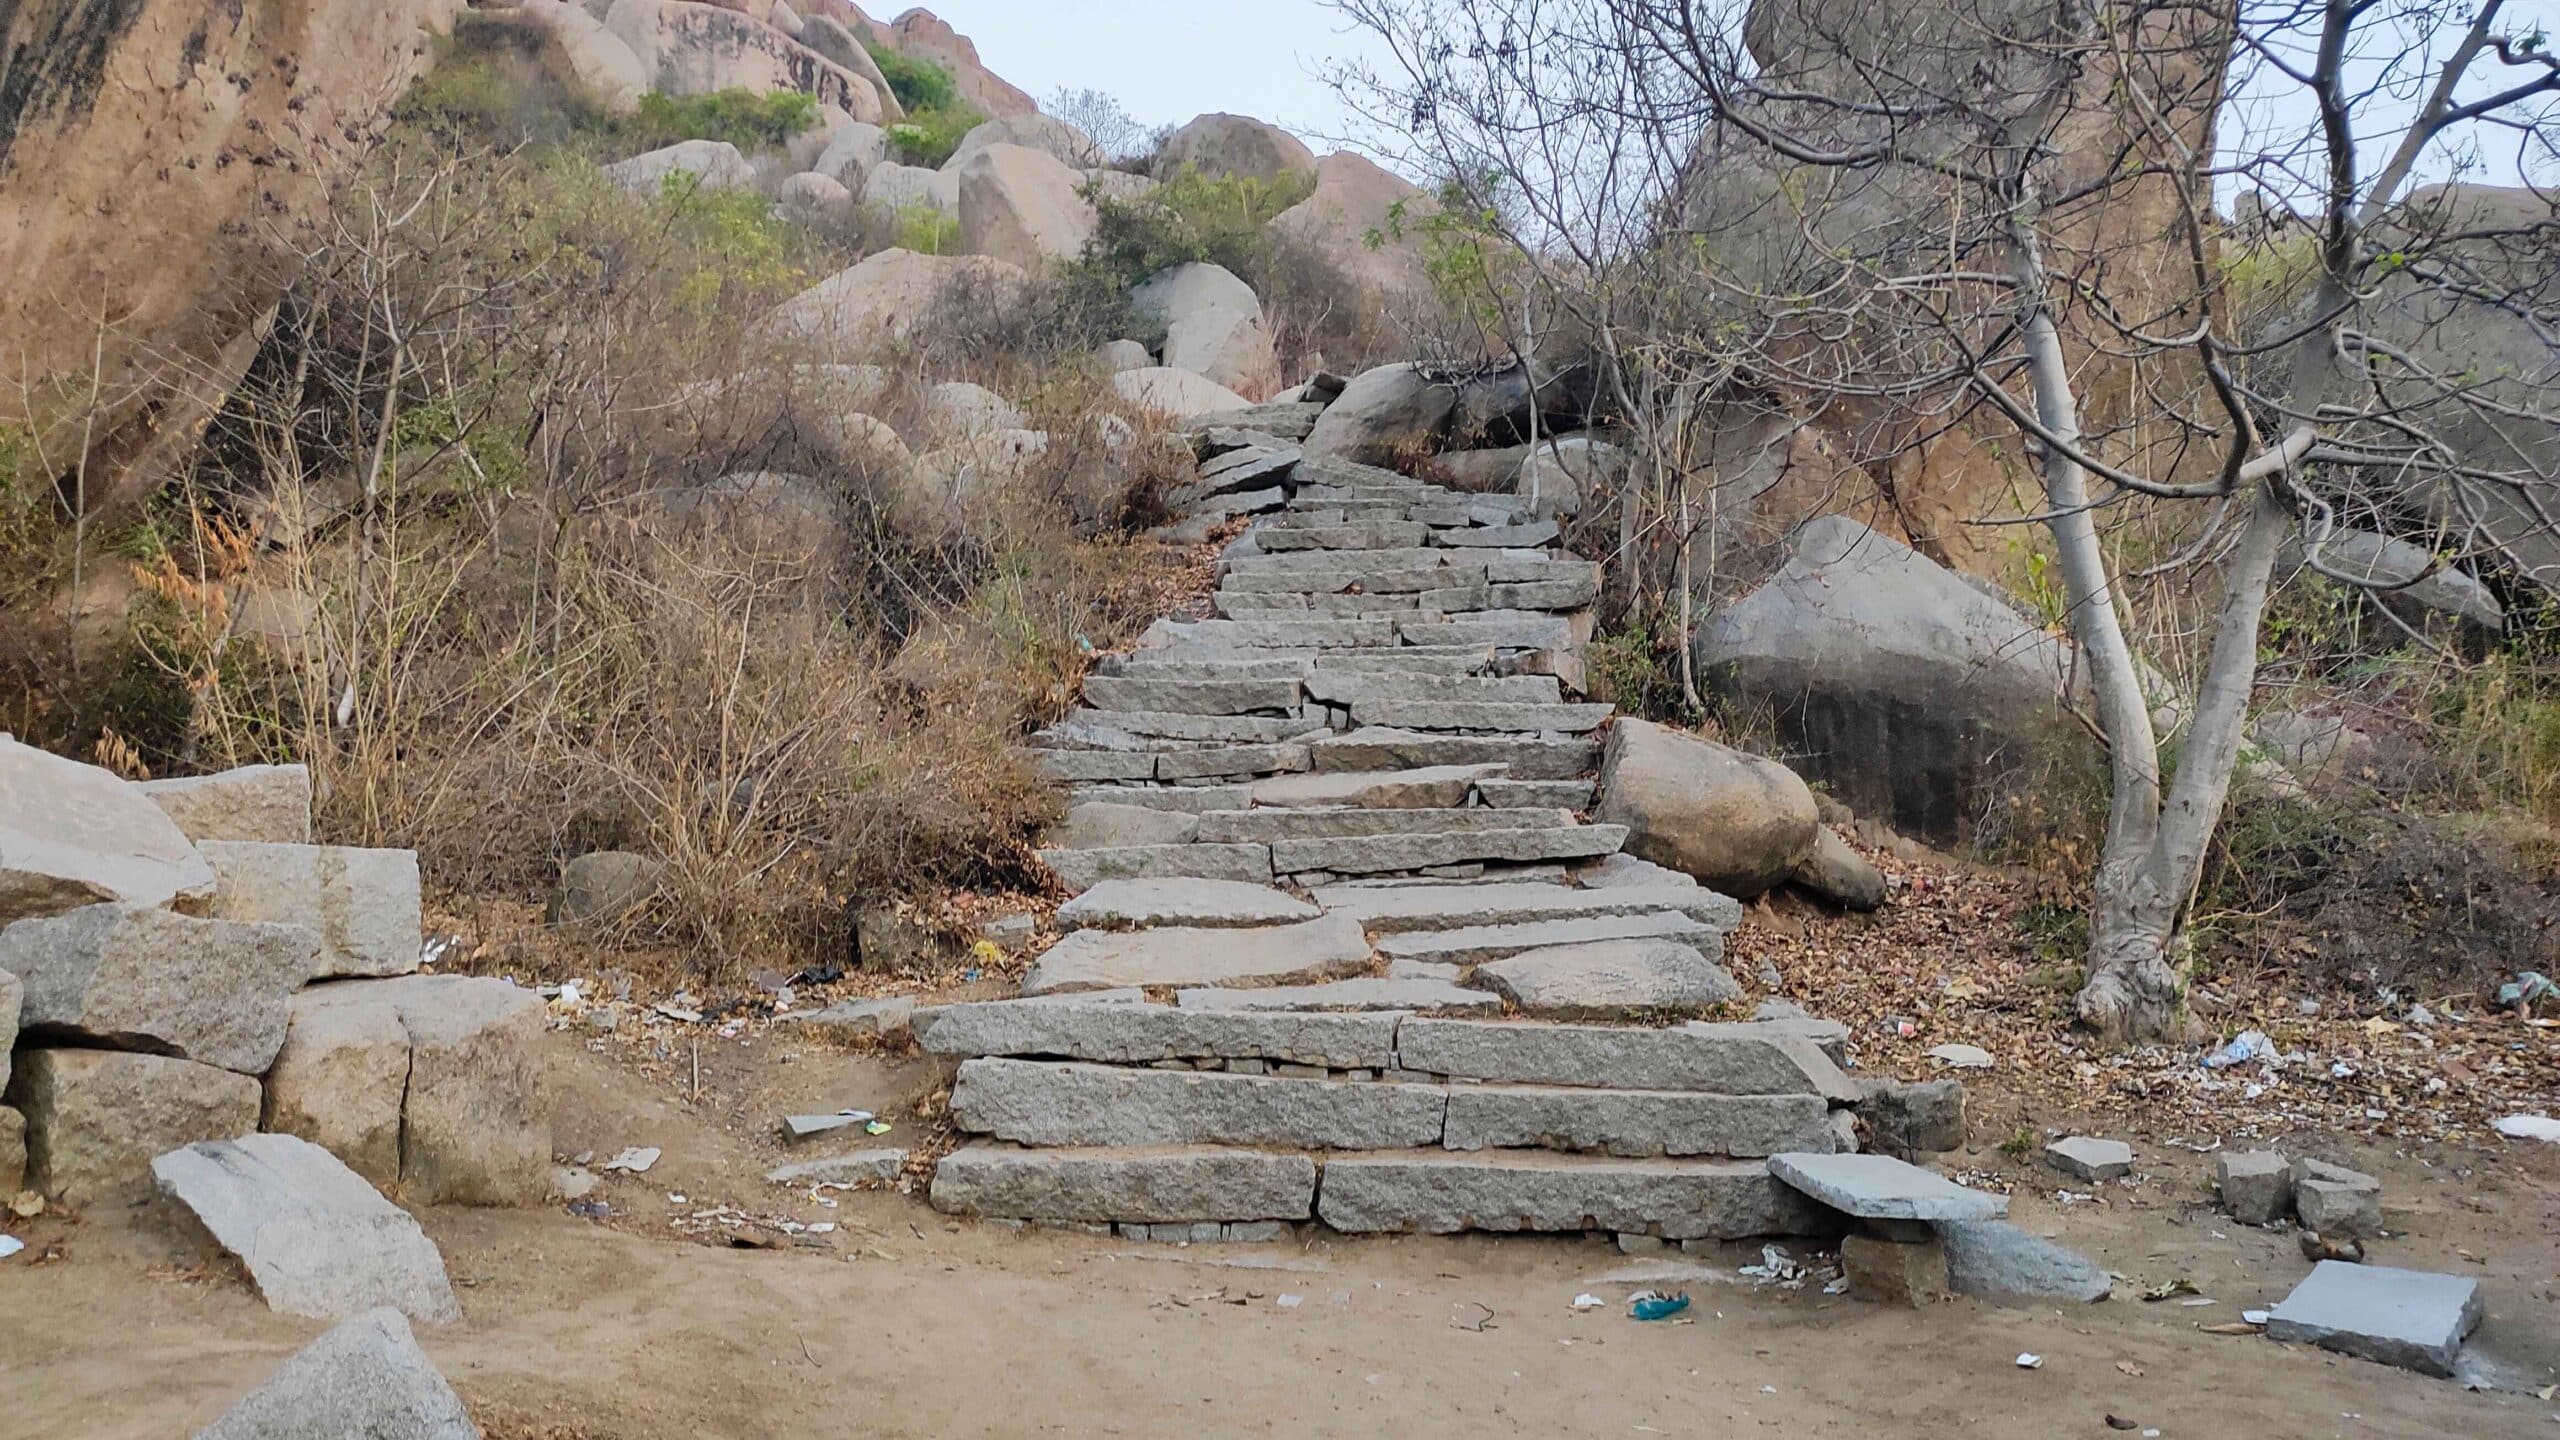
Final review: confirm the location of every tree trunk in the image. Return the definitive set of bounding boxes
[2077,863,2194,1044]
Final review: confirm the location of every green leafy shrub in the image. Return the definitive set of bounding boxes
[862,40,982,166]
[630,88,819,150]
[864,39,959,112]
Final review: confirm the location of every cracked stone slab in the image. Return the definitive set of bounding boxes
[1174,977,1501,1012]
[1,903,315,1073]
[1247,765,1507,810]
[1316,1151,1831,1239]
[930,1144,1317,1222]
[1309,729,1598,780]
[916,999,1400,1068]
[1082,676,1303,715]
[154,1134,461,1325]
[951,1058,1446,1150]
[1256,522,1431,551]
[1317,881,1740,935]
[2265,1260,2483,1377]
[1056,879,1319,931]
[1199,806,1573,844]
[1347,699,1614,733]
[1056,711,1315,743]
[1302,672,1562,706]
[1474,938,1744,1018]
[1021,914,1373,995]
[1377,911,1719,967]
[1398,1018,1853,1097]
[1476,778,1595,809]
[2043,1135,2134,1182]
[1442,1087,1836,1158]
[1271,825,1625,876]
[1038,842,1273,891]
[1154,743,1314,780]
[1768,1153,2009,1222]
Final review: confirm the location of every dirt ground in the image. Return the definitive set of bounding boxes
[7,1018,2559,1439]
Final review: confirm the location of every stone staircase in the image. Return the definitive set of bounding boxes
[920,405,1875,1244]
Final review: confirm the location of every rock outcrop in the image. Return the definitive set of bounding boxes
[1593,720,1820,897]
[1271,152,1438,304]
[604,0,888,121]
[766,248,1028,357]
[885,7,1038,118]
[953,143,1100,269]
[1157,114,1319,186]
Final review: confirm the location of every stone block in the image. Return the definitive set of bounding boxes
[0,903,313,1074]
[194,1308,475,1440]
[1767,1153,2007,1222]
[950,1058,1446,1150]
[1175,977,1501,1013]
[136,765,313,845]
[1842,1232,1949,1304]
[262,986,412,1190]
[2292,1157,2382,1238]
[1316,1151,1831,1239]
[0,966,16,1095]
[916,999,1400,1068]
[767,1148,908,1187]
[1269,825,1625,875]
[1476,779,1595,810]
[2215,1150,2292,1224]
[1307,728,1598,780]
[2266,1261,2482,1377]
[1021,914,1371,995]
[0,736,215,921]
[1854,1078,1966,1155]
[0,1105,22,1192]
[1347,700,1613,734]
[1153,743,1313,780]
[1038,842,1272,891]
[1034,749,1158,783]
[197,842,421,979]
[1396,1018,1850,1097]
[153,1134,459,1324]
[1937,1219,2112,1302]
[1442,1087,1835,1158]
[1471,939,1742,1017]
[929,1143,1317,1222]
[2043,1136,2133,1182]
[8,1048,261,1205]
[1315,881,1740,935]
[1200,806,1573,844]
[1056,878,1318,931]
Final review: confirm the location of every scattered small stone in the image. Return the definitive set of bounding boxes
[2292,1158,2383,1239]
[2043,1136,2134,1183]
[2214,1151,2292,1224]
[601,1146,660,1174]
[782,1111,875,1143]
[1928,1043,1994,1070]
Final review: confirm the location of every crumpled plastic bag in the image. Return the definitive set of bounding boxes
[2202,1030,2277,1069]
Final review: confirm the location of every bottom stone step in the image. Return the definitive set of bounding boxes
[1315,1151,1833,1239]
[929,1144,1317,1223]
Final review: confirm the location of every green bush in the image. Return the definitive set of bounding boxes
[631,88,820,151]
[886,105,983,168]
[1078,168,1312,290]
[864,39,959,113]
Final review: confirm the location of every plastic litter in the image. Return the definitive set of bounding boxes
[2494,1114,2560,1143]
[0,1235,22,1260]
[1571,1293,1605,1311]
[2202,1030,2277,1069]
[1276,1294,1304,1309]
[1630,1291,1691,1321]
[2016,1353,2044,1369]
[602,1146,661,1174]
[2498,971,2555,1012]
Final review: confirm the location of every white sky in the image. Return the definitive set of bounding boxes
[906,1,1394,149]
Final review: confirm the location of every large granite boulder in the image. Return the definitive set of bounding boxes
[812,119,889,189]
[1303,363,1457,466]
[884,7,1038,118]
[862,161,961,219]
[1697,515,2095,842]
[1,738,216,922]
[1270,152,1438,303]
[497,0,648,113]
[604,0,886,121]
[954,143,1100,269]
[1594,721,1819,897]
[0,904,315,1074]
[949,113,1101,170]
[1157,114,1319,186]
[765,248,1027,358]
[778,170,856,226]
[600,139,756,196]
[1113,367,1253,419]
[194,1308,477,1440]
[8,1048,262,1205]
[1130,263,1274,393]
[796,14,906,123]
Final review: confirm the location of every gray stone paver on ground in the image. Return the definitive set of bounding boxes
[1768,1152,2009,1222]
[2265,1261,2482,1376]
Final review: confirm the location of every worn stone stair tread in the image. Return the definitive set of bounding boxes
[1020,914,1373,995]
[1173,977,1502,1012]
[1065,785,1254,814]
[1303,672,1563,706]
[1248,764,1508,809]
[1310,728,1600,780]
[1442,1086,1840,1159]
[1217,593,1420,619]
[1056,711,1317,744]
[1154,744,1315,780]
[1150,618,1404,650]
[1175,486,1285,521]
[1082,675,1304,715]
[1099,656,1315,680]
[1375,911,1718,967]
[1032,749,1160,782]
[1314,880,1742,934]
[1419,578,1604,612]
[1395,613,1583,652]
[1272,825,1626,876]
[1038,842,1273,891]
[929,1143,1318,1223]
[1475,938,1744,1017]
[1198,806,1576,844]
[1476,778,1595,809]
[1315,1150,1830,1238]
[1397,1017,1853,1097]
[1345,699,1615,735]
[1431,521,1562,548]
[915,999,1400,1068]
[950,1058,1446,1150]
[1255,522,1432,552]
[1055,878,1319,931]
[1766,1152,2009,1221]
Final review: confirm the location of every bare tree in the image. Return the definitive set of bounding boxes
[1329,0,2559,1041]
[1045,86,1156,165]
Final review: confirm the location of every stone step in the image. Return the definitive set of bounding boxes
[930,1143,1317,1223]
[1197,807,1575,844]
[1417,577,1602,612]
[1248,764,1507,809]
[1020,914,1373,995]
[1224,545,1449,578]
[1256,522,1432,552]
[950,1058,1447,1150]
[1310,728,1599,780]
[1222,563,1484,596]
[1431,521,1561,549]
[1033,750,1160,783]
[916,999,1400,1068]
[1055,879,1319,931]
[1200,442,1301,479]
[1037,842,1273,891]
[1150,618,1401,650]
[1154,744,1315,781]
[1174,486,1286,522]
[1270,825,1626,877]
[1216,592,1419,618]
[1477,778,1594,809]
[1313,881,1738,933]
[1186,402,1326,441]
[1767,1153,2009,1221]
[1408,497,1534,527]
[1315,1151,1828,1238]
[1052,711,1316,744]
[1099,656,1313,679]
[1346,699,1612,733]
[1309,648,1498,674]
[1303,672,1562,706]
[1191,425,1305,457]
[1397,612,1581,652]
[1083,675,1303,715]
[1475,938,1744,1018]
[1397,1018,1855,1098]
[1065,784,1252,814]
[1050,802,1199,849]
[1374,911,1716,966]
[1444,1086,1839,1159]
[1295,454,1424,488]
[1173,978,1501,1013]
[1172,453,1299,507]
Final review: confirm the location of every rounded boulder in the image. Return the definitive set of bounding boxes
[1593,719,1819,897]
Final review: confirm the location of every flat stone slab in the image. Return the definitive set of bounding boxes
[197,841,422,979]
[1432,520,1561,548]
[1937,1219,2113,1303]
[2266,1261,2483,1377]
[1152,618,1402,649]
[1476,778,1595,809]
[1398,1019,1851,1097]
[1377,911,1718,967]
[195,1308,476,1440]
[2044,1135,2134,1182]
[1034,749,1159,783]
[1,903,315,1074]
[1056,879,1318,931]
[0,735,216,921]
[1443,1087,1836,1159]
[1316,1151,1831,1239]
[1271,825,1625,876]
[1065,786,1254,814]
[1311,728,1599,780]
[951,1058,1446,1150]
[12,1047,262,1205]
[1037,842,1272,891]
[136,764,313,845]
[1058,711,1312,743]
[1303,672,1562,706]
[1154,743,1314,780]
[1248,765,1506,810]
[1256,522,1431,551]
[1318,881,1741,934]
[766,1148,910,1187]
[1395,614,1581,652]
[1768,1153,2008,1222]
[1175,977,1502,1012]
[1082,676,1302,715]
[929,1144,1317,1223]
[153,1134,460,1325]
[1047,803,1200,850]
[1475,939,1743,1017]
[1199,806,1572,844]
[1348,700,1614,733]
[1021,914,1373,995]
[916,1000,1400,1069]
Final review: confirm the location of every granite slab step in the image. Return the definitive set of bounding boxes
[2264,1261,2484,1377]
[1032,749,1161,782]
[1315,1151,1830,1239]
[1175,486,1286,522]
[950,1058,1446,1150]
[1186,403,1325,441]
[1310,728,1599,780]
[1154,743,1315,780]
[1313,880,1741,934]
[1248,765,1507,810]
[1442,1087,1839,1159]
[1303,672,1562,706]
[1224,546,1451,579]
[1020,914,1373,995]
[1150,618,1401,650]
[1271,825,1626,876]
[1055,879,1319,931]
[1220,562,1487,595]
[1083,676,1303,715]
[1767,1153,2009,1221]
[1056,712,1316,744]
[1199,443,1301,481]
[1485,555,1601,585]
[1346,699,1612,733]
[1476,778,1595,809]
[1396,1018,1854,1097]
[1038,842,1273,891]
[1066,785,1254,814]
[1374,911,1717,966]
[915,999,1400,1068]
[1432,521,1561,548]
[1198,806,1574,844]
[1099,656,1314,679]
[930,1143,1317,1223]
[1475,938,1744,1017]
[1255,522,1432,552]
[1173,977,1502,1012]
[1309,648,1498,674]
[1217,592,1420,618]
